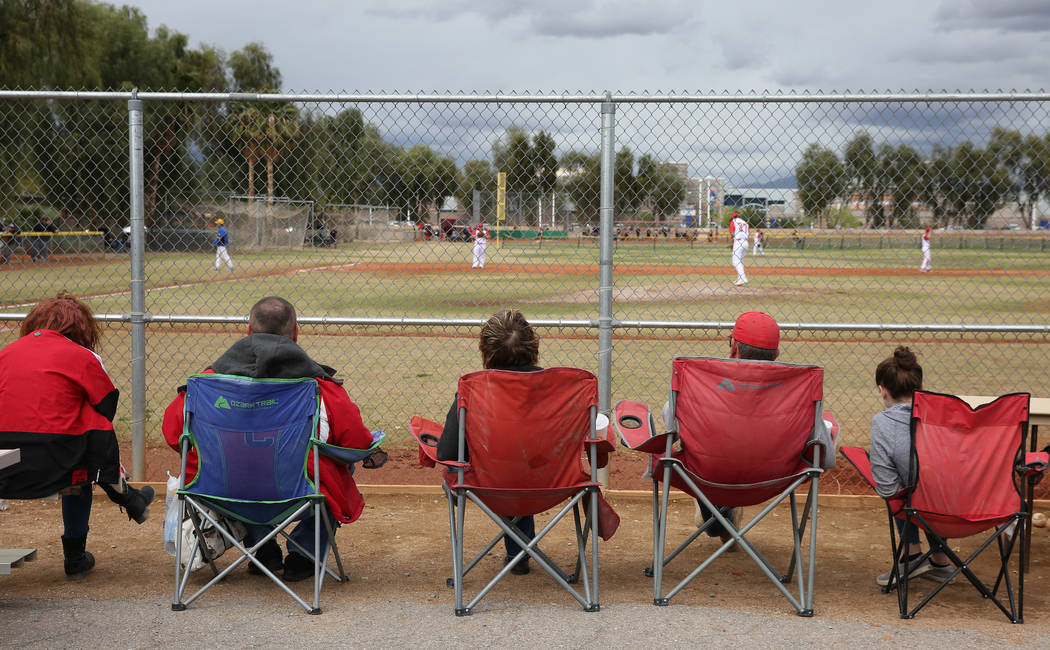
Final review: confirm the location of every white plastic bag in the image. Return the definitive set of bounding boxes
[178,507,248,571]
[162,473,180,556]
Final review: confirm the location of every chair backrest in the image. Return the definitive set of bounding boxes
[456,367,597,492]
[181,373,320,524]
[909,391,1029,538]
[670,357,824,485]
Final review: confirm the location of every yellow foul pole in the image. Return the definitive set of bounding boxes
[496,171,506,247]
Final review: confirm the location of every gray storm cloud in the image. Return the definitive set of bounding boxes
[935,0,1050,32]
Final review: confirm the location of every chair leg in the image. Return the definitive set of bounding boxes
[784,487,815,583]
[1018,514,1025,623]
[653,466,673,606]
[322,510,347,583]
[572,504,594,607]
[590,488,600,611]
[453,490,468,616]
[897,515,913,618]
[645,479,658,579]
[311,501,322,615]
[802,475,819,616]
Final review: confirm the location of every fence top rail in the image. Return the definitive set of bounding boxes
[3,90,1050,104]
[1,313,1047,334]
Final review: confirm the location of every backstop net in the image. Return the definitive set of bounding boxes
[216,195,314,250]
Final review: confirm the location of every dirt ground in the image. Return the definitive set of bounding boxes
[2,484,1049,643]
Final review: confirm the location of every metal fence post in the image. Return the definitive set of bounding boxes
[128,91,146,481]
[597,93,615,485]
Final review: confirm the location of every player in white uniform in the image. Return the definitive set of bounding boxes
[920,227,932,272]
[752,228,764,255]
[730,212,749,285]
[471,222,490,269]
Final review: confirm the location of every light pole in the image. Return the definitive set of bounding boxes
[704,176,716,228]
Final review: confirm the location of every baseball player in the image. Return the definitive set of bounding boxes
[920,227,932,272]
[730,212,749,285]
[752,227,765,255]
[211,214,233,271]
[471,221,490,269]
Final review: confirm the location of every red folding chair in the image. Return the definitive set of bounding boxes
[411,367,619,615]
[615,357,837,616]
[842,391,1042,622]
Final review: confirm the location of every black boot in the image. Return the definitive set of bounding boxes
[61,535,95,581]
[102,483,156,524]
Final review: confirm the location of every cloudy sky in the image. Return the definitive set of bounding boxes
[127,0,1050,184]
[128,0,1050,93]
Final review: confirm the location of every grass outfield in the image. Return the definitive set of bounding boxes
[0,326,1035,452]
[2,237,1048,453]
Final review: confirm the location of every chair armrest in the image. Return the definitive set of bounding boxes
[585,415,616,469]
[315,430,386,467]
[409,416,442,467]
[823,409,839,446]
[408,416,469,471]
[613,399,673,454]
[803,409,839,468]
[839,447,876,489]
[840,445,908,502]
[1020,451,1049,476]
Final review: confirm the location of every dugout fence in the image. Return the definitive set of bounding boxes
[1,89,1049,497]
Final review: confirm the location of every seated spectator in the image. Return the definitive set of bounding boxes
[0,292,155,580]
[162,296,381,582]
[663,311,836,546]
[869,346,952,586]
[437,309,542,575]
[0,223,17,263]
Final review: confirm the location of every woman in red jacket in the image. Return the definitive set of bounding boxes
[0,292,155,580]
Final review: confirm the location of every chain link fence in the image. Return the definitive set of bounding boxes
[2,90,1049,495]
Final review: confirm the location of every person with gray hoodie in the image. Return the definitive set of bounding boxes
[869,345,952,586]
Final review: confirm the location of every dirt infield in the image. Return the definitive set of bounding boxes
[1,488,1048,643]
[335,261,1050,278]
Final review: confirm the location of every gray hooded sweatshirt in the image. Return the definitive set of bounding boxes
[869,402,913,498]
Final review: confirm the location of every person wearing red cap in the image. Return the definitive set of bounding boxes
[729,212,749,285]
[920,227,932,272]
[664,311,836,544]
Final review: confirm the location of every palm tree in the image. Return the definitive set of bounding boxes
[262,105,300,204]
[229,103,266,197]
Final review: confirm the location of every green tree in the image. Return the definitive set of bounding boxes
[456,159,497,219]
[882,145,924,228]
[613,148,641,216]
[532,131,558,224]
[637,155,685,220]
[795,143,845,227]
[560,151,600,222]
[225,43,296,202]
[951,142,1010,229]
[844,131,880,227]
[229,42,282,93]
[394,145,460,220]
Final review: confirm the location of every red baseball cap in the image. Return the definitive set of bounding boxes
[732,311,779,350]
[731,212,739,217]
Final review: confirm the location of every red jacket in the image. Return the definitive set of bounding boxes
[0,330,122,497]
[161,334,375,523]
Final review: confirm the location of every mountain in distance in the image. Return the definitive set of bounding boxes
[752,174,797,189]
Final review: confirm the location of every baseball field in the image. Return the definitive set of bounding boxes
[2,232,1049,487]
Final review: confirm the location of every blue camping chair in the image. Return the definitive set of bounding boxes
[172,374,384,614]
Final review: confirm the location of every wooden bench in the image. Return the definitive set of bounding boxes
[0,548,36,575]
[0,449,37,575]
